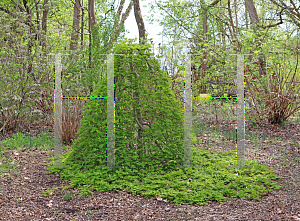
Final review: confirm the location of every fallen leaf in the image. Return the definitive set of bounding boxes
[290,215,299,220]
[46,200,53,207]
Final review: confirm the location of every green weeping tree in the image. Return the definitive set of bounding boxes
[59,39,185,176]
[47,40,283,205]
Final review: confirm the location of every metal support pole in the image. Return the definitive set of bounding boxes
[237,54,245,167]
[184,54,192,167]
[48,53,124,169]
[107,54,116,168]
[99,54,123,169]
[177,54,201,168]
[53,54,63,168]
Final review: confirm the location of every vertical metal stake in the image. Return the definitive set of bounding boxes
[53,53,63,168]
[107,54,115,168]
[237,54,245,167]
[184,54,192,168]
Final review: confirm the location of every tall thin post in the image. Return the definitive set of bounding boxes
[107,54,115,167]
[237,54,245,167]
[53,53,63,168]
[184,54,192,167]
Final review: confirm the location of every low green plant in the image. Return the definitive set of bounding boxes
[78,186,93,198]
[293,139,299,147]
[291,158,300,166]
[0,132,54,151]
[261,131,268,141]
[41,187,59,197]
[85,210,92,215]
[62,191,75,201]
[295,111,300,124]
[47,145,283,206]
[41,186,70,197]
[0,151,18,174]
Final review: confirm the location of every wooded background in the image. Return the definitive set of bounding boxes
[0,0,299,142]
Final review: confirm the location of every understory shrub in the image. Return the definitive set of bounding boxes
[245,53,300,125]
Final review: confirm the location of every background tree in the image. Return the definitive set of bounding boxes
[133,0,146,43]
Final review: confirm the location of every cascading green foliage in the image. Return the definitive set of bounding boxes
[63,39,184,174]
[47,40,283,206]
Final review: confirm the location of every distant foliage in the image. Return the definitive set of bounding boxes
[245,53,300,125]
[0,12,53,133]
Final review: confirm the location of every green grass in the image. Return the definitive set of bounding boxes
[287,110,300,124]
[0,132,54,151]
[0,151,17,174]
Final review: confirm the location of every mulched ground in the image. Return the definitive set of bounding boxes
[0,120,300,220]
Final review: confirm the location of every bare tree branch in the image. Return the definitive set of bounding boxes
[121,0,133,24]
[107,0,133,50]
[208,0,222,7]
[9,0,26,12]
[0,6,15,17]
[117,0,126,19]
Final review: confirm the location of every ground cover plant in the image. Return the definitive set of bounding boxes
[46,144,283,206]
[1,0,300,219]
[0,132,54,152]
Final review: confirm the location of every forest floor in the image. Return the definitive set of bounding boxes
[0,120,300,220]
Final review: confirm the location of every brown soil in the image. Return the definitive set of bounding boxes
[0,121,300,220]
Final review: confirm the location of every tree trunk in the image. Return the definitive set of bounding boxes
[245,1,249,29]
[245,0,266,75]
[201,6,208,78]
[22,0,34,74]
[133,0,146,44]
[88,0,97,67]
[133,0,146,148]
[41,0,49,51]
[81,0,84,47]
[88,0,97,32]
[107,0,133,51]
[245,0,259,24]
[34,0,41,45]
[70,0,81,51]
